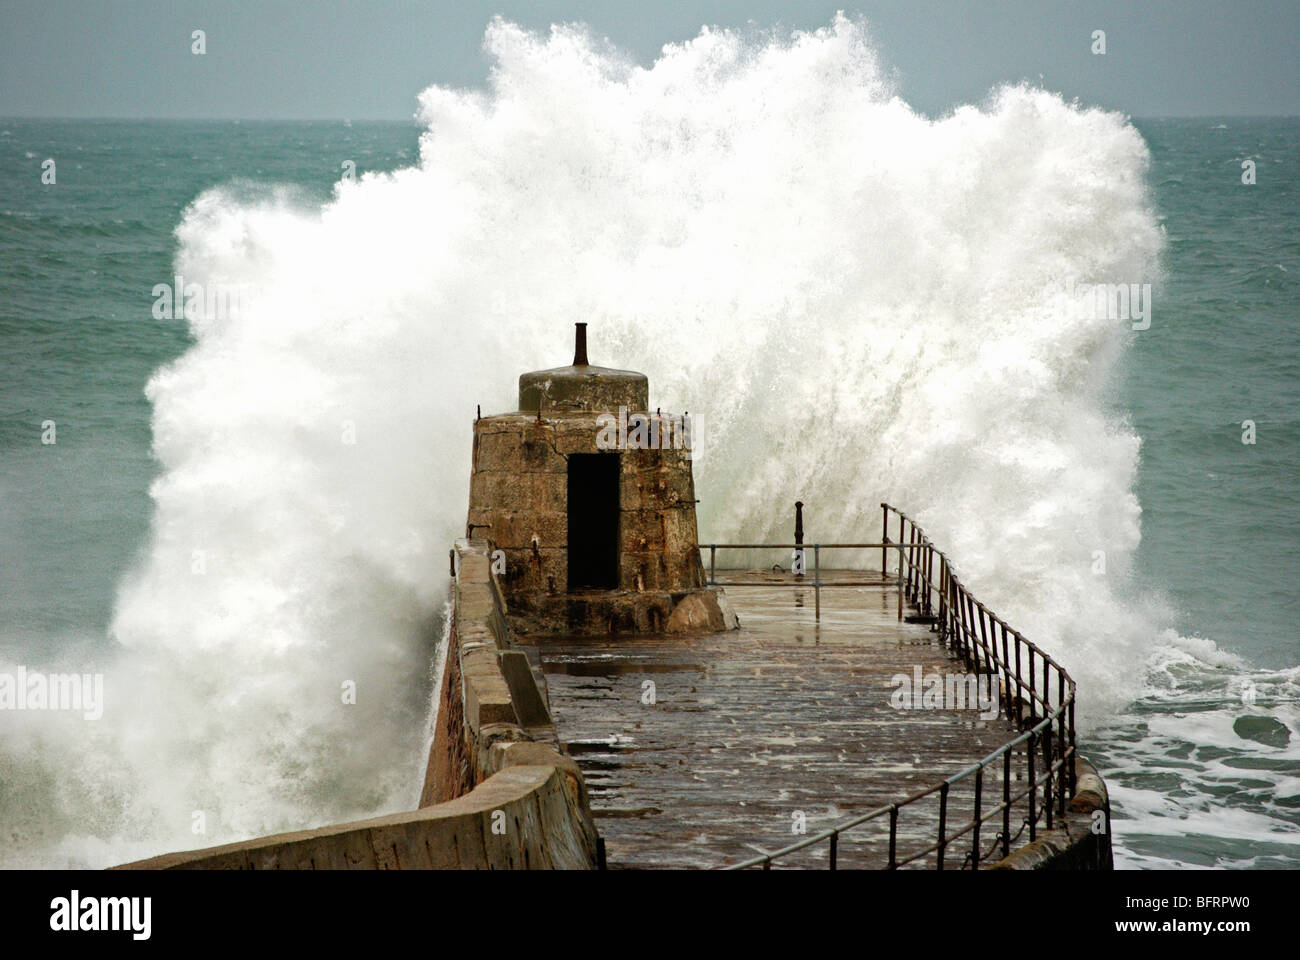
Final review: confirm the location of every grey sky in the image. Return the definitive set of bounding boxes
[1,1,1296,120]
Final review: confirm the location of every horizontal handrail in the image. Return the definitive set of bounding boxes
[701,542,898,550]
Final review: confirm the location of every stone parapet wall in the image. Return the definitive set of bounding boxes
[113,764,594,870]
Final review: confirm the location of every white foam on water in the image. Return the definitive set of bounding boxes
[1094,664,1300,868]
[9,14,1287,869]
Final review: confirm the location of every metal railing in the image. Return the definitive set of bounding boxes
[715,503,1078,870]
[702,539,888,621]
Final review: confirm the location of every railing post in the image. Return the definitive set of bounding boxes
[1069,691,1077,795]
[793,501,804,582]
[924,544,934,616]
[961,582,972,666]
[937,556,947,636]
[1028,645,1037,720]
[897,542,904,621]
[967,595,977,671]
[881,504,888,577]
[1043,722,1054,831]
[829,831,837,871]
[814,544,821,622]
[957,592,969,666]
[977,604,991,674]
[1027,730,1037,841]
[904,524,911,599]
[917,538,925,609]
[972,767,983,870]
[951,580,962,656]
[709,545,716,586]
[915,533,923,605]
[909,526,919,602]
[888,805,898,869]
[937,782,948,870]
[950,572,960,650]
[934,549,939,617]
[1002,748,1012,858]
[951,582,963,659]
[897,513,905,582]
[1058,671,1068,807]
[905,525,914,601]
[1014,633,1024,726]
[1000,624,1010,719]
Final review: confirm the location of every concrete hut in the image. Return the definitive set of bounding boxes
[466,323,739,636]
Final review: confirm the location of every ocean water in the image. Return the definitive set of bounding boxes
[0,17,1295,868]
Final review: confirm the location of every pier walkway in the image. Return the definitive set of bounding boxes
[539,570,1032,869]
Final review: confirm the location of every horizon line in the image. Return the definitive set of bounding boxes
[3,112,1298,124]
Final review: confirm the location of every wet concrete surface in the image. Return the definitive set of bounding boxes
[537,571,1034,869]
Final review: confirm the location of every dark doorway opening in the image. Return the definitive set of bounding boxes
[568,453,620,591]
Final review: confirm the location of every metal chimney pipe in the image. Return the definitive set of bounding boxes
[573,322,589,366]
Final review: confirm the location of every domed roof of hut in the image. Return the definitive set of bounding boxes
[518,323,649,414]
